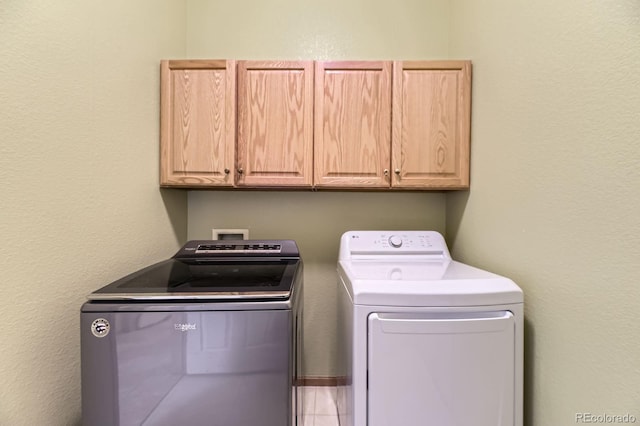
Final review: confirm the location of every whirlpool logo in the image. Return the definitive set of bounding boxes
[91,318,110,338]
[174,323,197,332]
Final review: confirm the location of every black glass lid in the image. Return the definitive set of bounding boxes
[88,258,299,301]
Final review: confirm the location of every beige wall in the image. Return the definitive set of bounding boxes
[0,1,188,425]
[184,0,452,377]
[447,0,640,425]
[186,0,450,60]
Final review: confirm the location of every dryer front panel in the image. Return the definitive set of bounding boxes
[367,311,515,426]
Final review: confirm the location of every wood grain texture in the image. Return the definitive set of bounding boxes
[237,61,314,187]
[159,59,471,190]
[160,60,236,187]
[314,61,392,188]
[392,60,471,189]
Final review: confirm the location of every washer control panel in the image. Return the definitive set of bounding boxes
[342,231,450,258]
[195,243,281,254]
[174,240,300,258]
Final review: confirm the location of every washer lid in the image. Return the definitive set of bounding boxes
[338,260,523,307]
[88,258,299,301]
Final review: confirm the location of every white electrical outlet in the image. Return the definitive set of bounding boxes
[211,228,249,240]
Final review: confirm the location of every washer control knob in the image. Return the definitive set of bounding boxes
[388,235,403,248]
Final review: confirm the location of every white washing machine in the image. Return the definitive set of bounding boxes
[337,231,523,426]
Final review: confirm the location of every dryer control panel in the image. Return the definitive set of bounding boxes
[340,231,451,259]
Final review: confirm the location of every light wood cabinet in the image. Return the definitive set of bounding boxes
[314,61,392,188]
[160,60,236,187]
[159,59,471,190]
[237,61,314,187]
[392,61,471,189]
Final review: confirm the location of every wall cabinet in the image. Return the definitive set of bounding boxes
[314,60,471,189]
[237,61,314,187]
[392,61,471,189]
[160,60,236,187]
[314,61,392,188]
[159,59,471,190]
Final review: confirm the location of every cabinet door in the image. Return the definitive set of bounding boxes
[314,61,392,188]
[237,61,314,187]
[160,60,236,187]
[392,61,471,189]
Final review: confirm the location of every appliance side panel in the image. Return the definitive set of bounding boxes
[81,311,119,426]
[293,276,304,424]
[513,304,524,426]
[337,273,354,426]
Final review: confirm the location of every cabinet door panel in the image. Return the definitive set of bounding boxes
[314,61,392,188]
[160,60,235,187]
[392,61,471,189]
[237,61,314,187]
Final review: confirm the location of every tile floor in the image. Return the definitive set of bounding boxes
[300,386,340,426]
